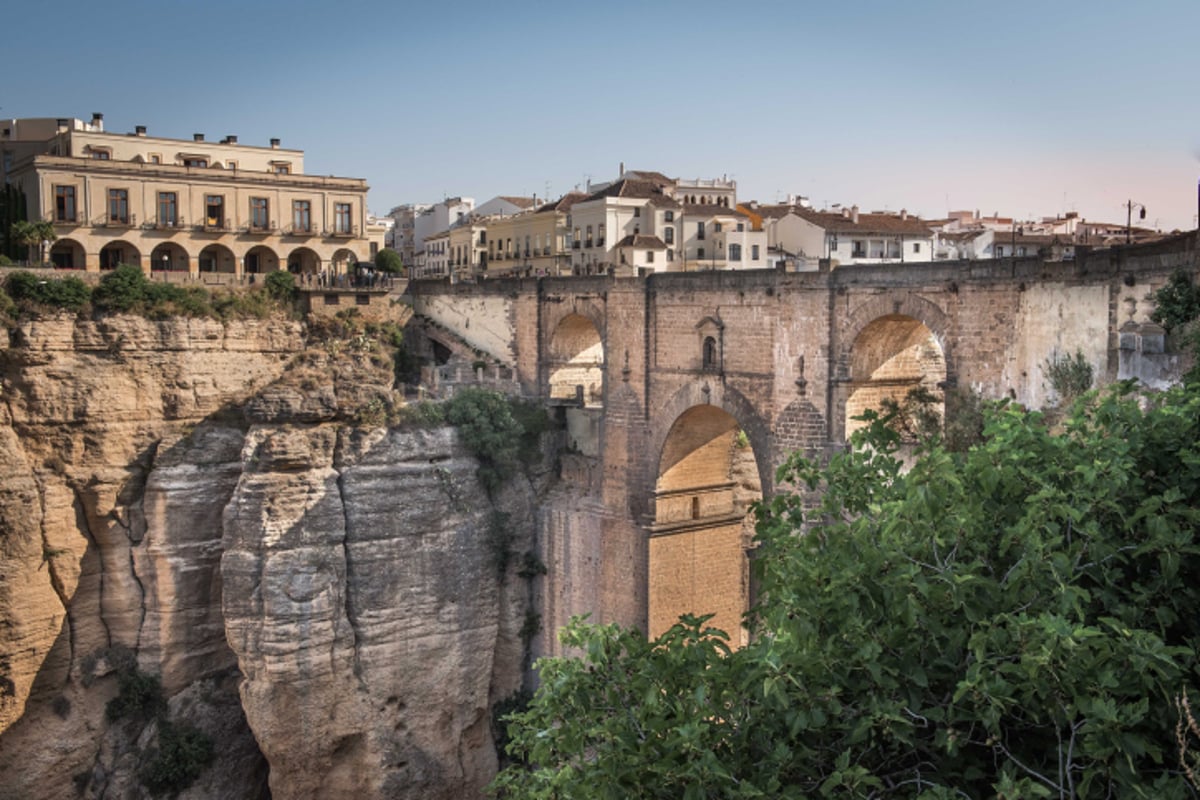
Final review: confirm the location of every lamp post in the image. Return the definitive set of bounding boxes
[1125,200,1146,244]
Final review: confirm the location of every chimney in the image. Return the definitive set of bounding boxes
[194,133,205,142]
[270,138,280,149]
[842,207,851,219]
[226,134,238,144]
[851,205,859,224]
[91,112,104,131]
[135,125,146,137]
[56,118,69,132]
[900,208,907,221]
[619,162,625,178]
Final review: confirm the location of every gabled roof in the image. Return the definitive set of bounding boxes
[535,191,588,213]
[802,209,933,236]
[615,234,668,249]
[622,169,674,186]
[585,178,669,202]
[498,195,537,209]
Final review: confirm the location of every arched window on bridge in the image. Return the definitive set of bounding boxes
[702,336,718,371]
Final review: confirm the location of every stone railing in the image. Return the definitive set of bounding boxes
[421,362,522,399]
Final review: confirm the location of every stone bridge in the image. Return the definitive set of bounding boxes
[408,233,1198,652]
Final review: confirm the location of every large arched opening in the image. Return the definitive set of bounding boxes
[331,247,357,275]
[99,240,141,270]
[546,313,604,406]
[150,242,189,273]
[244,245,280,276]
[649,405,761,647]
[845,314,946,440]
[287,247,321,275]
[198,244,236,274]
[49,238,85,269]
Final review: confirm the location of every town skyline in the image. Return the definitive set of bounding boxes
[5,0,1198,231]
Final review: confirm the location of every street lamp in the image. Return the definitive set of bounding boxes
[1125,200,1146,244]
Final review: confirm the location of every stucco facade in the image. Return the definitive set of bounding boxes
[1,116,375,277]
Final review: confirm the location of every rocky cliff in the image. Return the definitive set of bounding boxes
[0,312,532,799]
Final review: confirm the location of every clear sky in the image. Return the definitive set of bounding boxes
[5,0,1199,230]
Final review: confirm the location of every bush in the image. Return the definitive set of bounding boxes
[92,264,149,312]
[139,721,215,796]
[4,270,92,310]
[1045,348,1094,404]
[265,270,297,302]
[1152,270,1200,331]
[443,389,549,494]
[105,667,165,722]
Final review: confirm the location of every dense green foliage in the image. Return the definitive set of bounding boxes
[1044,349,1095,404]
[105,667,166,723]
[139,720,216,796]
[375,247,404,274]
[495,383,1200,798]
[8,219,56,263]
[265,269,297,301]
[1151,271,1200,332]
[4,269,91,309]
[444,388,550,494]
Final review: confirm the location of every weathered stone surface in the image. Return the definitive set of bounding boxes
[223,424,526,799]
[1,312,530,800]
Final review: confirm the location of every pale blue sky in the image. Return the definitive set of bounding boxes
[6,0,1199,229]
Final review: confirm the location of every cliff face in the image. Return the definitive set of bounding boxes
[0,313,529,799]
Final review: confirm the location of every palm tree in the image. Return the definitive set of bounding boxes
[10,220,57,265]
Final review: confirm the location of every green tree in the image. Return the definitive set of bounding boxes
[495,383,1200,798]
[9,220,57,265]
[92,264,149,312]
[375,247,404,274]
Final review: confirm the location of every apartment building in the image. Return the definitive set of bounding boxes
[0,115,376,276]
[748,202,933,266]
[486,192,584,278]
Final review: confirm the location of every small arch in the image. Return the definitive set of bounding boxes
[331,248,357,275]
[244,244,280,276]
[702,336,718,370]
[547,313,604,406]
[49,238,85,269]
[845,314,946,440]
[287,247,321,274]
[99,240,141,270]
[198,243,236,273]
[150,242,189,272]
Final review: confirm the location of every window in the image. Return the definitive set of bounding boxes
[108,188,129,224]
[183,157,208,167]
[274,163,290,174]
[293,200,311,232]
[334,202,352,234]
[752,244,759,260]
[736,223,744,232]
[205,195,224,228]
[697,221,705,240]
[702,336,718,370]
[647,251,655,263]
[597,224,605,246]
[91,150,110,160]
[524,234,531,256]
[634,207,641,218]
[54,185,76,222]
[157,192,177,226]
[913,242,921,253]
[226,161,237,170]
[667,248,674,262]
[149,154,161,164]
[698,247,705,259]
[714,222,723,233]
[852,240,866,258]
[250,197,269,230]
[586,225,593,247]
[370,242,378,257]
[664,226,674,245]
[665,210,674,222]
[729,243,742,261]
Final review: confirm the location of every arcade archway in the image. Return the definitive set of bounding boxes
[649,404,760,647]
[198,244,236,274]
[547,313,604,406]
[49,238,85,269]
[99,240,141,270]
[287,247,321,275]
[150,243,189,272]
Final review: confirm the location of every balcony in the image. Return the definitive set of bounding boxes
[100,213,136,228]
[284,224,314,237]
[45,213,79,227]
[328,225,358,239]
[246,221,277,234]
[585,239,593,249]
[200,220,232,233]
[596,237,605,247]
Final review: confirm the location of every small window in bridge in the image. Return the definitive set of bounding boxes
[702,336,718,370]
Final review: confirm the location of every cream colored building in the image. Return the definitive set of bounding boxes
[1,115,374,277]
[484,193,583,279]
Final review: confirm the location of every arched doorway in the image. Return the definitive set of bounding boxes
[649,405,761,647]
[49,238,85,269]
[198,244,236,274]
[244,245,279,276]
[99,240,141,270]
[547,313,604,406]
[287,247,321,275]
[845,314,946,440]
[331,248,357,275]
[150,243,189,273]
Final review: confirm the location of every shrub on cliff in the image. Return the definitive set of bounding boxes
[444,388,550,494]
[3,269,91,310]
[139,720,215,797]
[92,264,150,312]
[494,382,1200,798]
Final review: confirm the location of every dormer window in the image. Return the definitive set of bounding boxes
[88,147,111,160]
[183,157,208,168]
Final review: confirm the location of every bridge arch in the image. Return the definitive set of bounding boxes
[836,294,951,441]
[546,313,605,406]
[645,382,769,647]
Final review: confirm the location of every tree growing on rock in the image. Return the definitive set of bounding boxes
[494,382,1200,798]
